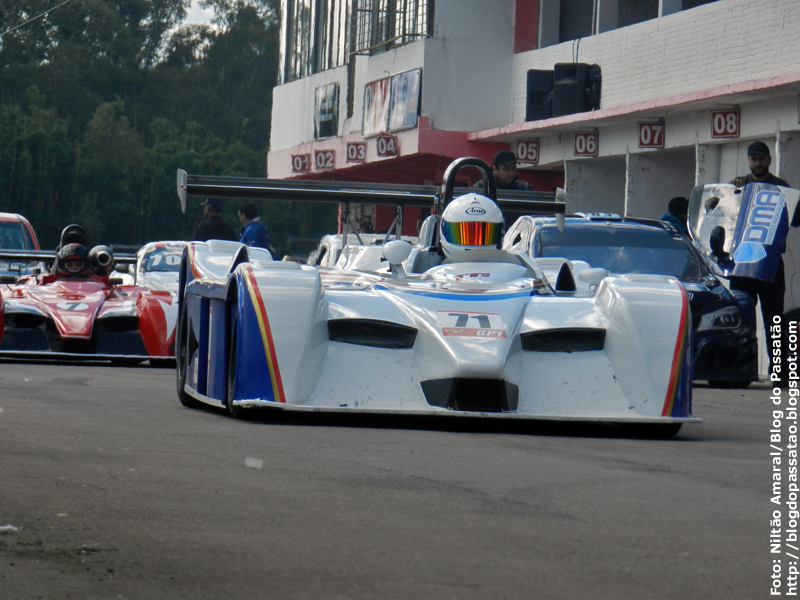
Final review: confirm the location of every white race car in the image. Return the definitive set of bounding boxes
[173,158,697,436]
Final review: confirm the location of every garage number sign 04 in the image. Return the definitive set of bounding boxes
[574,132,598,157]
[711,109,740,138]
[376,133,399,158]
[638,122,665,148]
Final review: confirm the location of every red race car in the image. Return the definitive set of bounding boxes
[0,225,176,366]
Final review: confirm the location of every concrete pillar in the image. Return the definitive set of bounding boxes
[565,157,626,214]
[627,149,696,219]
[779,131,800,314]
[695,143,721,186]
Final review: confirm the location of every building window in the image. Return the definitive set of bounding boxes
[350,0,430,56]
[283,0,350,82]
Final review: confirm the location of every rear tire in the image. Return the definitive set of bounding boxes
[176,303,201,408]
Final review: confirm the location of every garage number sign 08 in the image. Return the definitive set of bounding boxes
[711,109,740,138]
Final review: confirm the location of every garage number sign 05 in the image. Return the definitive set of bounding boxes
[574,132,598,157]
[516,140,539,164]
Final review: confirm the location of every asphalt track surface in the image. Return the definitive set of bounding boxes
[0,361,773,599]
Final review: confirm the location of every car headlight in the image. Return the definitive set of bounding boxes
[698,306,741,331]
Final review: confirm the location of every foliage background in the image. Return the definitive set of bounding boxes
[0,0,336,253]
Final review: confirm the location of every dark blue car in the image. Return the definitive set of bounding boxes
[503,213,758,387]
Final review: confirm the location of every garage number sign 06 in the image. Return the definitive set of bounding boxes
[574,132,598,157]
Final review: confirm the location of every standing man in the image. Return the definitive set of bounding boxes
[193,198,237,242]
[728,141,794,372]
[238,202,271,249]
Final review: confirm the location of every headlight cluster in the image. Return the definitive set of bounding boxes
[698,306,741,331]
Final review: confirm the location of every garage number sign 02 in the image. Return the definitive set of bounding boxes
[516,140,539,164]
[711,109,740,138]
[574,132,598,157]
[314,150,335,170]
[638,122,665,148]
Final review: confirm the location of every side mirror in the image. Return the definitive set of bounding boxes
[382,240,412,279]
[382,240,412,265]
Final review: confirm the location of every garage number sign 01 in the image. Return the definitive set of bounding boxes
[574,132,598,157]
[638,122,665,148]
[516,140,539,164]
[314,150,335,170]
[291,154,311,174]
[711,109,740,138]
[346,142,367,163]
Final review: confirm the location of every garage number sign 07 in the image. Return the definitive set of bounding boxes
[638,122,665,149]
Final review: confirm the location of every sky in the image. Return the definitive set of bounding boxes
[185,1,215,25]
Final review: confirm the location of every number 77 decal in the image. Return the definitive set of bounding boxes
[437,311,507,338]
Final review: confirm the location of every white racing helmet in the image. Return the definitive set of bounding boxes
[440,193,504,256]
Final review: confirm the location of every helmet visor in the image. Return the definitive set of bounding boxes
[443,221,502,246]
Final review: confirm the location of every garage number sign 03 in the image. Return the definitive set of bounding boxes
[711,109,740,138]
[638,122,665,148]
[516,140,539,165]
[346,142,367,163]
[574,132,598,157]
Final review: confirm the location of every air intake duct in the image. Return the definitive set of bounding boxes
[521,328,605,352]
[328,319,417,349]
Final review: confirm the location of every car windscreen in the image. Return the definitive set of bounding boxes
[141,247,182,272]
[0,221,35,249]
[538,226,709,282]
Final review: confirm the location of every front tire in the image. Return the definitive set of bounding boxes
[618,423,682,438]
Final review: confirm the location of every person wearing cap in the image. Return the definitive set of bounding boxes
[728,141,793,372]
[730,141,789,188]
[660,196,689,235]
[473,150,533,191]
[193,198,237,242]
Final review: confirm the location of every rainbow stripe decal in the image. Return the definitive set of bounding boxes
[661,282,690,417]
[187,245,202,281]
[242,265,286,403]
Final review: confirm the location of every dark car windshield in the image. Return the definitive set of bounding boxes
[0,221,36,249]
[538,225,709,282]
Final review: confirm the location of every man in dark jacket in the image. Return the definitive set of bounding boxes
[193,198,237,242]
[473,150,533,191]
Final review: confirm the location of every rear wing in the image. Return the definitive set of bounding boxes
[177,170,564,217]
